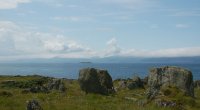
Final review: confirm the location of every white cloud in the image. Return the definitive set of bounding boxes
[43,37,66,52]
[106,38,117,46]
[0,21,90,59]
[43,36,88,53]
[102,38,200,58]
[52,16,93,22]
[176,24,189,28]
[103,38,121,57]
[0,0,31,9]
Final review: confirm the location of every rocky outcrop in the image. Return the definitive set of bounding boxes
[22,86,49,94]
[21,79,66,94]
[26,100,43,110]
[141,77,148,85]
[146,66,194,99]
[78,68,114,95]
[115,76,144,91]
[155,99,183,109]
[47,79,66,92]
[127,76,144,90]
[116,80,127,90]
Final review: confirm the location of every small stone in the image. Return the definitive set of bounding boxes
[26,100,42,110]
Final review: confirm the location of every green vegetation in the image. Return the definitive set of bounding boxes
[0,76,50,89]
[0,75,200,110]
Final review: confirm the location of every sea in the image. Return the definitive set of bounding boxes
[0,63,199,80]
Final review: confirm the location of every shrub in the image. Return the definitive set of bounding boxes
[0,91,13,97]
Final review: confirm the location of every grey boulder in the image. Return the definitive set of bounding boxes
[78,68,114,95]
[146,66,194,99]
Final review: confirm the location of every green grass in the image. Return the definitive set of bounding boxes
[0,75,200,110]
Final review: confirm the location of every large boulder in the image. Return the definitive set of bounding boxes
[146,66,194,99]
[78,68,114,95]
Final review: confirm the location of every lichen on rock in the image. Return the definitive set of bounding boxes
[146,66,194,99]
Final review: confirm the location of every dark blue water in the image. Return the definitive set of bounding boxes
[0,63,199,80]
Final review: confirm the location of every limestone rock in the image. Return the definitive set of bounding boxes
[78,68,114,95]
[146,66,194,99]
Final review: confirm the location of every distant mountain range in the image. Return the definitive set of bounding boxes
[3,56,200,64]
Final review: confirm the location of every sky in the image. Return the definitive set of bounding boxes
[0,0,200,60]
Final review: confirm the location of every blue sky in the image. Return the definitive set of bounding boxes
[0,0,200,60]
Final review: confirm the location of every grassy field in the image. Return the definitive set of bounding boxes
[0,75,200,110]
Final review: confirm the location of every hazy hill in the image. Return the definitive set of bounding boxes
[3,56,200,64]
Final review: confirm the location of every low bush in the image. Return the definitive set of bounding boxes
[0,91,13,97]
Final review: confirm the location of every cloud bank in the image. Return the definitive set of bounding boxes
[0,21,92,60]
[0,21,200,61]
